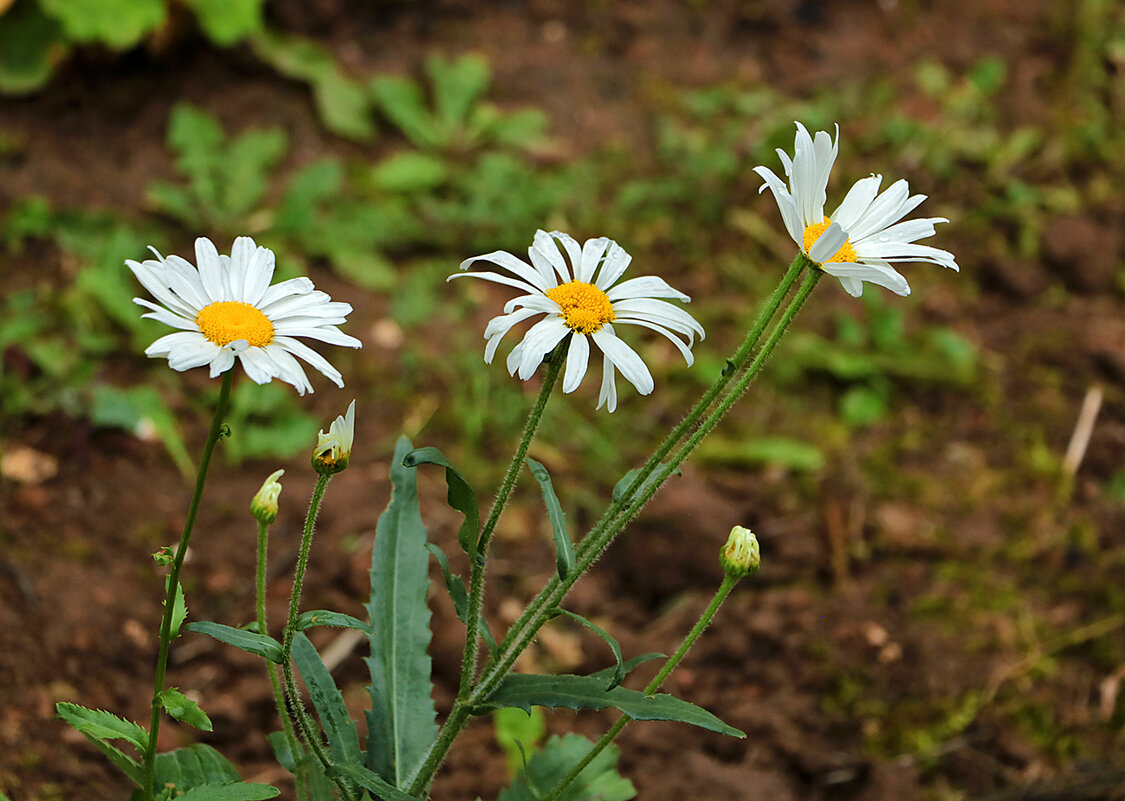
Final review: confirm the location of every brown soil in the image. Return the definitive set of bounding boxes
[2,1,1124,800]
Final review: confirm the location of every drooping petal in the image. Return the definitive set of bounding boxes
[562,331,590,393]
[821,261,911,296]
[592,328,654,396]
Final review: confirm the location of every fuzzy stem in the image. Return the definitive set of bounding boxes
[141,369,234,800]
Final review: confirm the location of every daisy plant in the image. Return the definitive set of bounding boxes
[58,122,960,801]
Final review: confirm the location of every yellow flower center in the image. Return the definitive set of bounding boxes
[802,218,857,264]
[195,301,274,347]
[545,281,616,334]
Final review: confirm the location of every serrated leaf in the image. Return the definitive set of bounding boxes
[39,0,164,49]
[497,734,634,801]
[185,0,264,46]
[185,621,283,663]
[365,436,437,786]
[0,0,66,96]
[402,446,479,558]
[56,702,148,752]
[611,464,680,504]
[295,610,368,632]
[424,543,497,656]
[291,632,363,765]
[525,458,573,580]
[475,674,744,737]
[159,688,212,732]
[167,576,188,638]
[175,783,280,801]
[551,609,622,690]
[325,763,423,801]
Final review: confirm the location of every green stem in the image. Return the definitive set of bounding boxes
[540,574,741,801]
[256,519,307,801]
[279,474,354,800]
[478,255,806,692]
[141,369,234,800]
[458,349,564,699]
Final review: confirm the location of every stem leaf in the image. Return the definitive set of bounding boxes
[425,543,498,656]
[473,674,744,737]
[497,734,635,801]
[56,702,149,752]
[402,446,480,557]
[291,632,363,766]
[158,688,213,732]
[185,621,283,663]
[326,762,426,801]
[525,458,574,580]
[173,782,281,800]
[365,436,438,786]
[611,465,681,504]
[295,610,369,632]
[550,609,623,690]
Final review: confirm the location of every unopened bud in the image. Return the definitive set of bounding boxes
[720,525,760,578]
[251,469,285,523]
[152,546,174,567]
[313,400,355,475]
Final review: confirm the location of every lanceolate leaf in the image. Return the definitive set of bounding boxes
[497,734,635,801]
[326,763,425,801]
[402,446,479,557]
[56,702,148,752]
[474,674,744,738]
[159,688,213,731]
[365,437,438,786]
[425,543,497,656]
[525,458,574,579]
[551,609,623,690]
[295,610,368,632]
[291,632,363,766]
[174,783,280,800]
[185,621,283,663]
[611,464,681,505]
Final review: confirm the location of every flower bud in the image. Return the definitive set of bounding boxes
[313,400,355,475]
[720,525,760,578]
[250,469,285,523]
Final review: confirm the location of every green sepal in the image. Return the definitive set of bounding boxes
[550,609,624,690]
[325,763,423,801]
[295,610,369,632]
[56,702,148,752]
[402,446,479,557]
[159,688,213,731]
[612,465,681,504]
[525,458,574,580]
[185,621,283,663]
[497,734,635,801]
[291,632,363,765]
[424,543,498,656]
[473,674,745,737]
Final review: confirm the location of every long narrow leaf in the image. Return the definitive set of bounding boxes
[76,731,143,785]
[611,464,681,504]
[326,763,424,801]
[525,458,574,579]
[425,543,497,656]
[402,446,479,557]
[291,632,363,766]
[295,610,368,632]
[474,674,744,737]
[174,783,280,800]
[185,621,283,663]
[551,609,623,690]
[56,703,148,752]
[365,437,438,786]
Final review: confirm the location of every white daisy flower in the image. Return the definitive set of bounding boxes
[313,399,355,474]
[128,236,361,395]
[451,230,704,412]
[754,122,959,297]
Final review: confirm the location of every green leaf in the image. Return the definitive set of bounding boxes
[475,674,745,737]
[427,53,490,134]
[365,437,438,786]
[295,610,369,632]
[167,574,188,638]
[0,0,67,96]
[371,74,440,149]
[424,543,497,656]
[551,609,623,691]
[185,0,264,46]
[588,653,664,684]
[325,763,424,801]
[79,734,144,784]
[370,151,449,193]
[39,0,165,49]
[267,733,336,800]
[90,385,193,479]
[159,688,213,732]
[152,743,241,789]
[185,621,283,663]
[291,632,363,766]
[223,128,287,217]
[497,734,635,801]
[525,458,574,580]
[56,702,148,752]
[175,784,280,801]
[839,384,889,427]
[493,707,546,777]
[402,446,479,558]
[612,464,680,504]
[249,30,376,142]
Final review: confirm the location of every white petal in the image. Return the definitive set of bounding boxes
[146,331,204,357]
[596,352,617,412]
[209,347,236,377]
[562,331,590,393]
[516,317,569,380]
[821,261,911,296]
[272,336,344,387]
[258,277,315,308]
[270,325,363,348]
[594,241,632,290]
[606,276,690,303]
[613,317,695,365]
[591,329,653,395]
[237,346,279,385]
[448,270,544,296]
[543,230,584,282]
[228,237,257,301]
[167,340,223,371]
[846,179,912,241]
[753,165,804,245]
[243,244,277,307]
[807,221,849,264]
[855,217,944,246]
[503,293,558,315]
[264,345,314,395]
[837,275,865,297]
[856,241,959,270]
[135,299,199,331]
[127,260,199,319]
[459,249,551,293]
[577,237,610,283]
[831,174,883,230]
[610,298,705,340]
[194,237,227,303]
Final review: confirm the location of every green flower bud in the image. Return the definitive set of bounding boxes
[313,400,355,475]
[720,525,760,578]
[152,546,174,567]
[250,469,285,524]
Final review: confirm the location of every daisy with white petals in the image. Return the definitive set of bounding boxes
[129,236,361,395]
[754,122,959,297]
[452,230,704,412]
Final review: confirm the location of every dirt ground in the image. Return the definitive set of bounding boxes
[2,1,1124,800]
